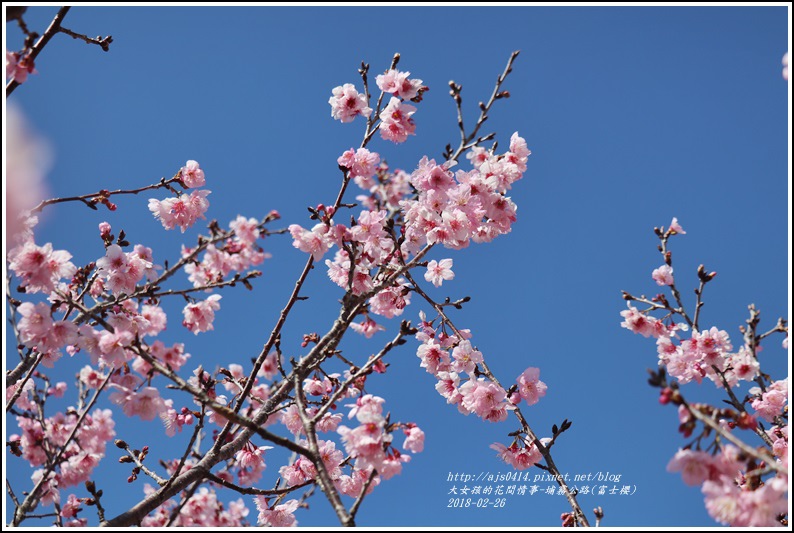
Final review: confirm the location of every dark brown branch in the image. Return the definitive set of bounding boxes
[7,7,71,97]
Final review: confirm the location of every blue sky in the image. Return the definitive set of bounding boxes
[4,5,790,528]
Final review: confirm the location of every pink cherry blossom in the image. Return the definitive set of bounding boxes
[98,221,112,239]
[160,401,194,437]
[338,148,380,186]
[369,285,411,318]
[450,340,483,375]
[402,425,425,453]
[228,215,260,244]
[96,329,135,367]
[254,497,300,527]
[95,244,152,295]
[669,217,686,235]
[347,394,385,423]
[435,371,463,405]
[48,382,67,398]
[379,449,411,480]
[258,351,281,380]
[288,223,332,261]
[180,160,206,188]
[750,379,787,422]
[6,50,36,83]
[110,385,168,421]
[148,189,211,232]
[336,468,381,497]
[350,316,386,338]
[316,439,345,480]
[416,340,451,376]
[8,241,76,294]
[425,258,454,287]
[78,365,107,389]
[60,451,101,487]
[620,304,667,338]
[490,441,542,470]
[516,367,548,406]
[337,421,388,472]
[375,69,423,100]
[60,493,82,519]
[460,378,510,422]
[279,461,309,487]
[379,97,417,143]
[652,264,674,286]
[329,83,371,123]
[17,301,54,348]
[666,449,720,486]
[235,444,274,470]
[279,404,306,435]
[182,294,222,334]
[508,132,531,171]
[134,244,161,281]
[311,408,343,433]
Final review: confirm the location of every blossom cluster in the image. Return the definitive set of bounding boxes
[289,133,530,327]
[8,404,116,509]
[667,446,788,527]
[6,51,547,528]
[621,220,789,527]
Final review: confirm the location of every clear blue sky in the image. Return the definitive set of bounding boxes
[4,5,790,527]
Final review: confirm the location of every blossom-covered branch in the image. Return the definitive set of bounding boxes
[621,220,788,527]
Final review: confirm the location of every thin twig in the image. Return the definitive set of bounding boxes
[205,472,314,496]
[58,26,112,51]
[348,469,378,520]
[118,442,167,486]
[450,50,520,162]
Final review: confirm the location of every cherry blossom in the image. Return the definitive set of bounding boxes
[350,316,386,338]
[288,223,333,261]
[402,425,425,453]
[179,159,206,188]
[669,217,686,234]
[329,83,371,123]
[424,258,455,287]
[160,401,195,437]
[620,304,667,338]
[652,264,674,286]
[6,50,36,83]
[109,385,168,421]
[148,189,211,232]
[491,441,542,470]
[254,497,300,527]
[375,69,424,100]
[95,244,152,295]
[749,379,787,422]
[378,97,417,143]
[8,241,76,294]
[182,294,222,334]
[515,367,548,406]
[337,148,380,185]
